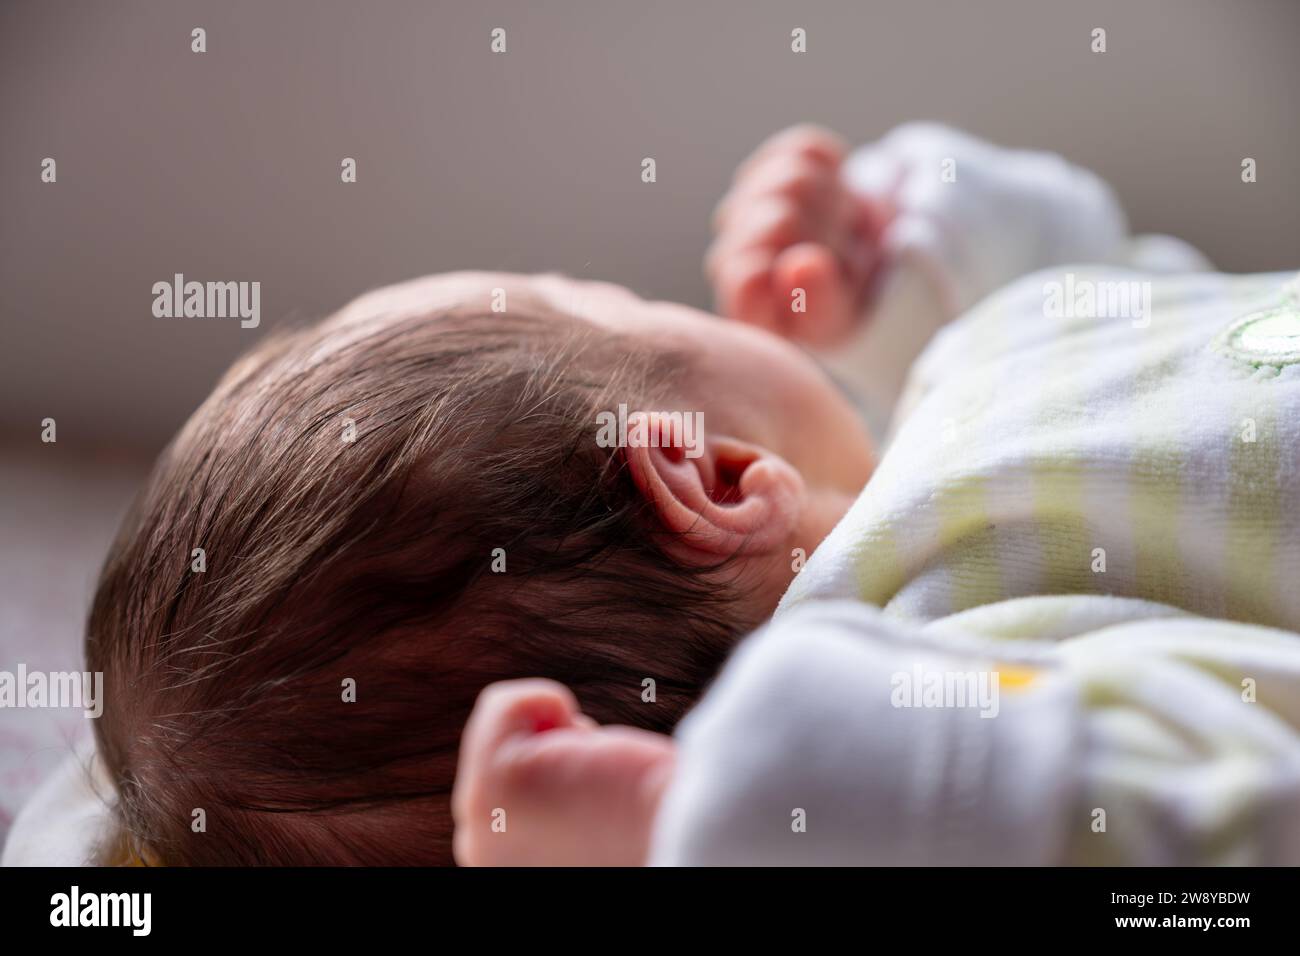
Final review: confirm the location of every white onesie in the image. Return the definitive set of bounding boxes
[650,125,1300,866]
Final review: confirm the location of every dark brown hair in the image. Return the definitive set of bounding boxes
[86,291,754,865]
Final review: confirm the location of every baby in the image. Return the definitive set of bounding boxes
[83,124,1300,867]
[84,129,887,865]
[452,126,1300,866]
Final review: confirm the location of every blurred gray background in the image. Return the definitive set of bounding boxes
[1,0,1299,836]
[3,0,1300,453]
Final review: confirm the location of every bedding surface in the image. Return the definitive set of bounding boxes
[0,449,145,858]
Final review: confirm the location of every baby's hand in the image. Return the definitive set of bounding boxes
[451,679,675,867]
[707,125,893,347]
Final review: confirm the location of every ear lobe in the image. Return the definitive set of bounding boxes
[624,412,804,558]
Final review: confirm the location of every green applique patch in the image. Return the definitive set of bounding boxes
[1214,305,1300,368]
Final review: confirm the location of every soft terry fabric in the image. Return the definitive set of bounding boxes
[841,122,1133,318]
[650,597,1300,865]
[819,122,1210,439]
[789,268,1300,629]
[1,737,109,866]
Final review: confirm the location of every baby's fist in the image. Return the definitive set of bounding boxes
[707,124,891,347]
[452,679,675,866]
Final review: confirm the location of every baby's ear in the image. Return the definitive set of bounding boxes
[623,411,803,559]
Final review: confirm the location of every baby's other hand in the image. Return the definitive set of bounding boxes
[451,679,675,867]
[707,125,893,347]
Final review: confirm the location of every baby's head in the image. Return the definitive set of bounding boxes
[86,272,873,865]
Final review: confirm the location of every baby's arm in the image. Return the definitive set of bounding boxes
[709,124,1133,422]
[452,604,1079,866]
[455,602,1300,865]
[652,602,1300,866]
[648,601,1079,865]
[711,122,1131,340]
